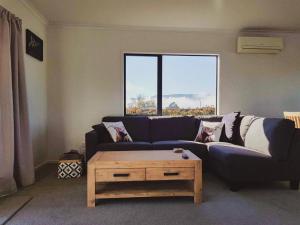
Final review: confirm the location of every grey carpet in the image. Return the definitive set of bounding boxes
[6,165,300,225]
[0,195,32,225]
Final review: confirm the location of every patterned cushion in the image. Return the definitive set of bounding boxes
[221,112,240,142]
[195,121,224,143]
[103,122,133,142]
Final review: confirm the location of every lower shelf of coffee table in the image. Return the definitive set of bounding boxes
[95,180,194,199]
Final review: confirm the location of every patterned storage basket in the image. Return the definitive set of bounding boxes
[58,151,84,179]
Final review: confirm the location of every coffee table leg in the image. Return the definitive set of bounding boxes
[194,161,202,205]
[87,164,96,207]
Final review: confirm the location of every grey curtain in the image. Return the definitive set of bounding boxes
[0,6,34,197]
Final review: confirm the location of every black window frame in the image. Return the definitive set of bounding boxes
[124,53,218,116]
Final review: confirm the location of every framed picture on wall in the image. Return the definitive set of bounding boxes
[26,29,43,61]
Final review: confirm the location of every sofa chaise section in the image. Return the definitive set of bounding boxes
[208,118,299,190]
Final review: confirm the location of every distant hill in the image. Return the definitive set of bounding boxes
[129,93,215,109]
[161,94,206,99]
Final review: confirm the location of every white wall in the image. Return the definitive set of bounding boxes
[1,2,300,163]
[0,0,48,166]
[47,25,300,160]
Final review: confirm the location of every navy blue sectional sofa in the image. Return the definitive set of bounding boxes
[85,115,300,191]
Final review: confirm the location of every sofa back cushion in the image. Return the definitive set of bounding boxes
[150,116,197,141]
[235,115,257,146]
[102,116,150,141]
[92,123,113,143]
[245,117,295,161]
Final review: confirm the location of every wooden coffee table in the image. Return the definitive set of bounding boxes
[87,150,202,207]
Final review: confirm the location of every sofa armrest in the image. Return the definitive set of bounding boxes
[85,130,100,161]
[287,128,300,177]
[289,129,300,161]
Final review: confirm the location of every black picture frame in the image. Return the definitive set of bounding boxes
[26,29,43,61]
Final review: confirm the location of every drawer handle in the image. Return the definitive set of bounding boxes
[164,172,179,176]
[113,173,130,177]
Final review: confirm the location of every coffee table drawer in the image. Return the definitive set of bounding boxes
[146,168,194,181]
[96,169,145,182]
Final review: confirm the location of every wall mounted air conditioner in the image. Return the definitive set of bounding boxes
[237,36,283,54]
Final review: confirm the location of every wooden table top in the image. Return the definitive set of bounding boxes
[88,150,201,169]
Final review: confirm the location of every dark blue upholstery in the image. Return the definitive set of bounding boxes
[150,116,197,141]
[208,144,271,164]
[208,143,289,182]
[85,130,99,161]
[97,142,152,151]
[244,118,295,161]
[152,140,208,160]
[85,115,300,190]
[92,123,113,143]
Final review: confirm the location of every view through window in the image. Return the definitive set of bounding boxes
[125,54,218,116]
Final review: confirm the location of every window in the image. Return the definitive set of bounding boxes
[124,54,218,116]
[125,56,158,115]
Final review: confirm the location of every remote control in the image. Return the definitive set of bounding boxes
[182,152,189,159]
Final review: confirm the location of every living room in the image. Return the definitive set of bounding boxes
[1,0,300,224]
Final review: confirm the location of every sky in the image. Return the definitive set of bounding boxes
[126,55,217,108]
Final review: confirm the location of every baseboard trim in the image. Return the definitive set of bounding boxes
[34,161,48,170]
[47,160,59,164]
[34,160,58,170]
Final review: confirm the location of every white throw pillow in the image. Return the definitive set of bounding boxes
[194,121,224,143]
[103,122,133,142]
[239,115,257,143]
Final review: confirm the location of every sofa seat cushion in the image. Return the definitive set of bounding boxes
[208,144,271,163]
[152,140,208,160]
[96,142,152,151]
[206,142,236,149]
[208,144,288,182]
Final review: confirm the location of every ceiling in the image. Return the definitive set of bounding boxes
[29,0,300,31]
